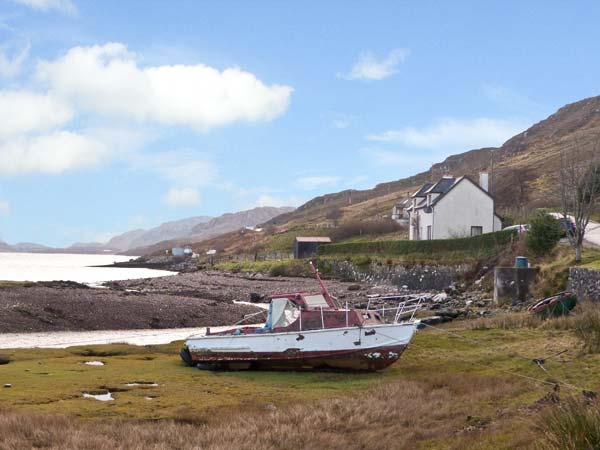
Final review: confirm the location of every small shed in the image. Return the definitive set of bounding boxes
[293,237,332,259]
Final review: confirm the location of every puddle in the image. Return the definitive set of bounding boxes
[83,361,105,366]
[83,391,114,401]
[126,382,158,387]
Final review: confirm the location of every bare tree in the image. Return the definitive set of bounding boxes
[558,137,600,262]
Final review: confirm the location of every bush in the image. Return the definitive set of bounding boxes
[317,229,516,258]
[526,212,563,255]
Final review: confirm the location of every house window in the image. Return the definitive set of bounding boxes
[427,225,432,240]
[471,226,483,237]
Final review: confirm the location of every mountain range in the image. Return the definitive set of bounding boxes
[0,206,294,254]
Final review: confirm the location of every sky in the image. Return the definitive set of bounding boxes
[1,0,600,246]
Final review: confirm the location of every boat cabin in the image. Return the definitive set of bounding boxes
[209,291,384,336]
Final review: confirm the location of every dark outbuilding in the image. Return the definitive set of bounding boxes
[293,237,332,259]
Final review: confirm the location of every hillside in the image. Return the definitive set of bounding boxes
[124,206,294,255]
[270,95,600,229]
[106,216,212,251]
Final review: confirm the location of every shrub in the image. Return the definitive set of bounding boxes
[0,354,11,365]
[317,229,516,258]
[537,399,600,450]
[526,212,563,255]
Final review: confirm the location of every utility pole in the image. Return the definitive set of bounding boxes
[490,148,495,195]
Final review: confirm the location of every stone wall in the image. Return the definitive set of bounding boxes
[568,268,600,300]
[328,260,471,291]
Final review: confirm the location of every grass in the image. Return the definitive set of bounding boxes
[3,314,600,448]
[536,399,600,450]
[0,281,34,289]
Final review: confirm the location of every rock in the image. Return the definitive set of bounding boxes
[4,384,11,388]
[465,300,473,306]
[347,284,361,291]
[432,293,448,303]
[437,309,460,319]
[418,316,444,328]
[249,293,265,303]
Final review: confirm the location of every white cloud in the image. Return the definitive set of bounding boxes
[162,187,201,207]
[133,150,218,187]
[295,175,341,190]
[0,131,109,174]
[36,42,293,130]
[0,200,9,215]
[339,48,410,81]
[0,41,30,77]
[11,0,77,15]
[366,117,526,151]
[0,90,73,137]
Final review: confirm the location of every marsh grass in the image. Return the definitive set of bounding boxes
[0,374,524,450]
[536,399,600,450]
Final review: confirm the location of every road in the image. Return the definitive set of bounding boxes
[585,220,600,247]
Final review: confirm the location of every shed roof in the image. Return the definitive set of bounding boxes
[295,237,332,243]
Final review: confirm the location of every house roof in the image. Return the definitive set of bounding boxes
[411,182,434,198]
[425,177,456,194]
[409,175,499,215]
[295,237,332,243]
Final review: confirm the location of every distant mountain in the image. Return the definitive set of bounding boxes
[190,207,294,238]
[124,206,295,255]
[106,216,211,251]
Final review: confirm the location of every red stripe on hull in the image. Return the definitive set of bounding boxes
[183,344,408,372]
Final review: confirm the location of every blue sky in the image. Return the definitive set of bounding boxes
[1,0,600,246]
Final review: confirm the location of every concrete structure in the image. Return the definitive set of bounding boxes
[293,237,332,259]
[493,267,539,305]
[407,173,502,240]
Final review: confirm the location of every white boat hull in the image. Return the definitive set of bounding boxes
[181,322,418,371]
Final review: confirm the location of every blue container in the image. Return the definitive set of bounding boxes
[515,256,528,268]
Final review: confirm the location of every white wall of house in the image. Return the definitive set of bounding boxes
[431,179,496,239]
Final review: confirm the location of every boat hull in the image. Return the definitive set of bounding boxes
[181,323,417,372]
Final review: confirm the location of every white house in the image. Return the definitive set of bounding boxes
[391,197,411,225]
[407,173,502,240]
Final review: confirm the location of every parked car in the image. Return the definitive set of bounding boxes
[548,212,577,236]
[503,224,529,234]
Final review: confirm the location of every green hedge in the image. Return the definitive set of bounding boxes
[317,229,516,257]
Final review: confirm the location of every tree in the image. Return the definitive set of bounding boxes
[525,212,563,255]
[558,138,600,262]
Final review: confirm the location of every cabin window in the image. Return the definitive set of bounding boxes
[270,298,300,328]
[303,294,329,307]
[471,226,483,236]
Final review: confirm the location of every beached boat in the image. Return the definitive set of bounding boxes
[528,291,577,318]
[180,263,421,371]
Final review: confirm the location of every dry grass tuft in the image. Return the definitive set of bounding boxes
[536,399,600,450]
[0,373,525,450]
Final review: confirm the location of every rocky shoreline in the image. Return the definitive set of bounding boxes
[0,268,499,334]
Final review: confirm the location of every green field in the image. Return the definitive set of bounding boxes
[1,312,599,449]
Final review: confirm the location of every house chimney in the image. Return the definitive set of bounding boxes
[479,172,489,192]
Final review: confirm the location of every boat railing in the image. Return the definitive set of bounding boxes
[364,296,424,324]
